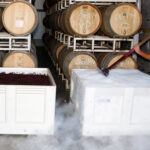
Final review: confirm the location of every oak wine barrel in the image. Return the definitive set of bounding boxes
[97,52,137,69]
[3,1,38,36]
[58,47,98,79]
[61,3,102,36]
[44,3,102,37]
[52,41,66,62]
[42,33,51,45]
[42,33,54,48]
[101,4,142,37]
[44,12,61,30]
[44,0,59,9]
[43,33,66,62]
[0,8,3,31]
[2,44,37,68]
[43,15,51,29]
[63,3,102,36]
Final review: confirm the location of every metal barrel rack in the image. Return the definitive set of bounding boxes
[55,31,134,53]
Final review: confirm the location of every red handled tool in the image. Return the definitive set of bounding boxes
[102,35,150,77]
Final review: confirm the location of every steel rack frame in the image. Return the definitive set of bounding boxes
[55,31,134,52]
[0,32,31,51]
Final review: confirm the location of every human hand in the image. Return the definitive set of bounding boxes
[134,44,141,55]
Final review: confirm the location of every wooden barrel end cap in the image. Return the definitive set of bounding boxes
[3,1,37,35]
[3,51,37,68]
[110,4,142,37]
[69,3,102,36]
[67,53,98,76]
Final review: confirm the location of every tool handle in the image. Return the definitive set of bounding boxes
[139,35,150,46]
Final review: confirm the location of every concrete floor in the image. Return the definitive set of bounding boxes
[1,103,150,150]
[0,43,150,150]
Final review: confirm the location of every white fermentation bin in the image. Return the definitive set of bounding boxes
[0,68,56,135]
[71,69,150,136]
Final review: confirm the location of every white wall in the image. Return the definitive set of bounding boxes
[32,0,46,39]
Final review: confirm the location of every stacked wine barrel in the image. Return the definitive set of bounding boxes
[0,1,38,68]
[44,3,103,37]
[96,53,137,69]
[44,3,142,37]
[43,33,98,79]
[101,4,142,37]
[44,1,141,77]
[0,44,37,68]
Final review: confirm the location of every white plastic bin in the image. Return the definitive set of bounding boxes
[0,68,56,135]
[71,69,150,136]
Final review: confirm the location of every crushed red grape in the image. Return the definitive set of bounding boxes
[0,73,52,86]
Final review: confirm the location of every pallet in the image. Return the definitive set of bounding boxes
[0,32,31,51]
[55,31,134,52]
